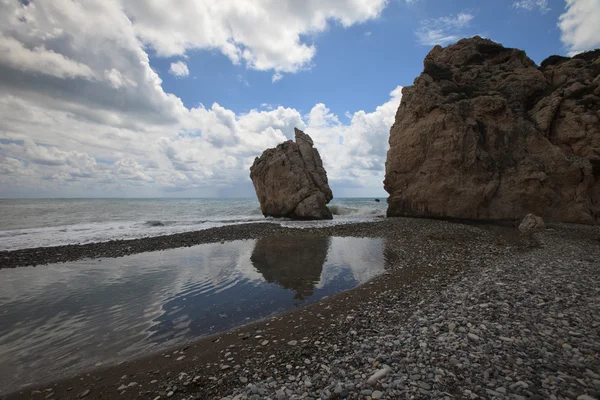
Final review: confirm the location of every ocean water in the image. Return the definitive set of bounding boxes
[0,236,387,392]
[0,198,387,251]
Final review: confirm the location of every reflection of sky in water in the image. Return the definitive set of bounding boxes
[0,237,385,393]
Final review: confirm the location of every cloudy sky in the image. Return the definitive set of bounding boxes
[0,0,598,198]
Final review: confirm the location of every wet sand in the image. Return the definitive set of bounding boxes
[2,218,599,400]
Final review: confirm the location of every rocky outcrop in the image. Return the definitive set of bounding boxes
[384,37,600,224]
[250,128,333,220]
[518,214,546,234]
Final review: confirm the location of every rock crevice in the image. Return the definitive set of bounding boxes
[384,37,600,224]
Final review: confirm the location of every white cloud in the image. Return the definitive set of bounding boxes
[0,35,96,80]
[0,0,399,197]
[513,0,550,13]
[272,72,284,83]
[122,0,388,80]
[169,61,189,77]
[416,12,474,46]
[558,0,600,56]
[305,86,403,188]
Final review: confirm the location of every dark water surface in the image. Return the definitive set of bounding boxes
[0,236,387,393]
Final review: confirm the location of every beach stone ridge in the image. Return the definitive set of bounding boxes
[384,36,600,224]
[250,128,333,220]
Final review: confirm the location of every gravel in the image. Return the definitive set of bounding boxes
[6,218,600,400]
[199,222,599,399]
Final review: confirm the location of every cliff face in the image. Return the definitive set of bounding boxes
[384,36,600,224]
[250,128,333,220]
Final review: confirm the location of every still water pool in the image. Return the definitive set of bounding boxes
[0,236,388,393]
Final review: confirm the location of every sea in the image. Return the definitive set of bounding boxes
[0,198,387,251]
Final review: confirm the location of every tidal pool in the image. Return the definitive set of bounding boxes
[0,236,387,393]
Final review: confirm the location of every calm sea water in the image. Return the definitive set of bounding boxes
[0,198,387,251]
[0,236,388,393]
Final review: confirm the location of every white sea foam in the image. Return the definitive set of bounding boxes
[0,198,386,250]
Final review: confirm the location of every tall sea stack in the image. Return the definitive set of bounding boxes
[250,128,333,220]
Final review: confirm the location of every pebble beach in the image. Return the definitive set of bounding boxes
[2,217,599,400]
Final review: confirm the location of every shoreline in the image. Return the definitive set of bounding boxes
[2,218,600,400]
[0,220,393,269]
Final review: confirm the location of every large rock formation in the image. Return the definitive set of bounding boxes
[250,128,333,220]
[384,37,600,224]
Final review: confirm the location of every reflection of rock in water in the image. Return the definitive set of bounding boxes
[251,236,331,301]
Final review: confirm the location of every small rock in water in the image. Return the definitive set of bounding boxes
[79,389,90,398]
[287,340,298,346]
[372,390,383,399]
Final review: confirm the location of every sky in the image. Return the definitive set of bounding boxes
[0,0,599,198]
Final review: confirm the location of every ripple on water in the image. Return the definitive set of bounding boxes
[0,236,388,393]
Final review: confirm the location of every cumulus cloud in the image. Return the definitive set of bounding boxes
[558,0,600,56]
[415,12,474,46]
[123,0,388,79]
[0,0,399,197]
[306,86,402,188]
[513,0,550,13]
[169,61,189,78]
[0,36,96,80]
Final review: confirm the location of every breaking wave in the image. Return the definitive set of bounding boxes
[328,205,385,217]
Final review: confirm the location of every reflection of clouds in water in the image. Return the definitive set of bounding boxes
[0,237,384,394]
[316,237,385,289]
[0,241,259,391]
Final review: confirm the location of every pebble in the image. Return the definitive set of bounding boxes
[418,381,432,390]
[467,333,480,341]
[367,368,390,385]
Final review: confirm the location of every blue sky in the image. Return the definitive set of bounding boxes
[0,0,598,198]
[156,0,568,118]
